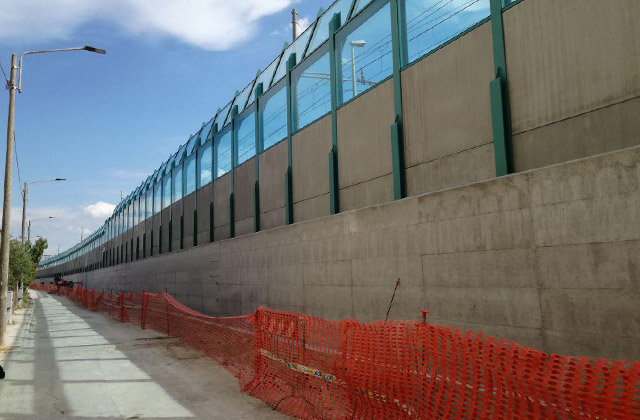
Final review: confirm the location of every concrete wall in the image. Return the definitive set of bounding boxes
[259,141,287,230]
[196,186,212,245]
[292,115,331,222]
[183,192,196,249]
[58,146,640,360]
[338,79,395,211]
[402,21,495,197]
[505,0,640,171]
[213,173,231,240]
[234,158,255,237]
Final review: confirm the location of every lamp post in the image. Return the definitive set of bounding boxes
[0,45,106,340]
[27,216,55,242]
[21,178,66,243]
[350,40,366,97]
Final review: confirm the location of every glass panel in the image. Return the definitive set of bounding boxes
[295,51,331,129]
[186,134,198,155]
[352,0,373,17]
[185,154,197,194]
[295,22,315,59]
[162,174,171,209]
[214,102,232,128]
[172,165,183,203]
[236,81,255,113]
[261,85,287,150]
[133,200,137,226]
[139,196,144,223]
[198,141,212,188]
[199,119,214,144]
[153,182,162,214]
[308,0,354,54]
[249,57,279,105]
[405,0,490,63]
[214,128,232,178]
[273,43,295,84]
[235,111,256,166]
[339,2,393,103]
[146,189,152,219]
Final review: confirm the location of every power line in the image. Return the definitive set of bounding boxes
[0,57,8,83]
[13,132,23,198]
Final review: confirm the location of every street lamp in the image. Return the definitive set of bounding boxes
[0,45,106,338]
[350,40,366,97]
[21,178,66,243]
[28,216,55,242]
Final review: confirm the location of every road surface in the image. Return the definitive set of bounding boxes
[0,291,289,420]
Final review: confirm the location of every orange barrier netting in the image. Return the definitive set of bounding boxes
[31,284,640,420]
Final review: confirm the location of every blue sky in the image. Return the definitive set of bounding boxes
[0,0,328,255]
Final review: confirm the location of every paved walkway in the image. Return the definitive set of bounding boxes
[0,291,289,420]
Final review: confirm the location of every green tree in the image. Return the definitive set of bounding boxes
[9,240,34,289]
[30,237,48,266]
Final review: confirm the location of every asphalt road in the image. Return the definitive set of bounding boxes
[0,291,289,420]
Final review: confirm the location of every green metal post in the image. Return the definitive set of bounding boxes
[489,0,513,176]
[390,0,407,200]
[285,53,296,225]
[193,209,197,246]
[328,13,341,215]
[210,122,218,243]
[254,82,264,233]
[230,105,238,238]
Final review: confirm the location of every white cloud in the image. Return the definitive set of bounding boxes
[271,15,311,39]
[83,201,115,219]
[0,0,295,51]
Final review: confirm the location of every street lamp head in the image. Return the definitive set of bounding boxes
[83,46,107,55]
[350,40,366,47]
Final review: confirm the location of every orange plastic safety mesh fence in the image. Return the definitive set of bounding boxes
[31,284,640,420]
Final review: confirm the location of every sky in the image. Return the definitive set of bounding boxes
[0,0,328,256]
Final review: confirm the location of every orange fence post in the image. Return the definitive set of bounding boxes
[141,291,148,330]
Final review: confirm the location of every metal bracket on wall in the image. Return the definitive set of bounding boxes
[193,210,197,247]
[390,0,407,200]
[489,0,513,176]
[285,53,296,225]
[285,166,293,225]
[328,13,342,215]
[230,105,239,237]
[254,82,264,233]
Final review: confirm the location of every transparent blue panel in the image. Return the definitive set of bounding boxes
[138,196,143,223]
[236,81,255,113]
[295,51,331,129]
[154,184,161,215]
[214,128,232,178]
[172,165,183,203]
[132,201,137,226]
[308,0,354,54]
[294,22,315,59]
[405,0,490,63]
[235,111,256,166]
[224,97,240,127]
[274,44,296,85]
[199,119,214,143]
[214,102,232,128]
[162,174,171,209]
[145,190,152,219]
[249,57,279,106]
[352,0,373,17]
[262,85,287,150]
[339,2,393,103]
[198,141,212,188]
[185,154,197,194]
[186,134,198,155]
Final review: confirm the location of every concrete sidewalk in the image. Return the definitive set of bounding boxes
[0,291,289,419]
